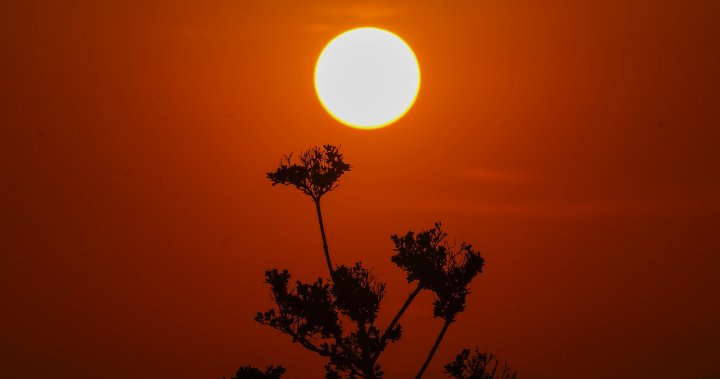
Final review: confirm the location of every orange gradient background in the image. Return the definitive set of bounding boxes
[2,1,719,378]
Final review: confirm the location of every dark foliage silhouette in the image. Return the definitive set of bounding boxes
[226,365,286,379]
[230,145,516,379]
[390,223,485,378]
[444,348,517,379]
[266,144,350,202]
[266,144,351,277]
[255,263,396,378]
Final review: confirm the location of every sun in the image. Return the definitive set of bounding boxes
[314,27,421,130]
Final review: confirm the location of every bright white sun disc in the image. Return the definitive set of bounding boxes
[314,27,421,129]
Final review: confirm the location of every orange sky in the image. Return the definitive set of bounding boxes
[2,1,720,378]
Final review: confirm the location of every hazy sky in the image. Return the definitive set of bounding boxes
[2,1,719,378]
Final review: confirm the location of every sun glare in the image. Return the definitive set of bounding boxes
[314,27,421,130]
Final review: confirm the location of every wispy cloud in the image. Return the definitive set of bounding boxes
[306,3,405,33]
[401,198,712,218]
[316,3,404,19]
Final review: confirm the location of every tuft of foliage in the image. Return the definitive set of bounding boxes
[266,144,351,202]
[391,222,485,321]
[444,348,517,379]
[228,365,286,379]
[255,269,341,343]
[256,263,398,378]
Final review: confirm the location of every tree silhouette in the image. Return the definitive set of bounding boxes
[266,144,351,277]
[230,145,516,378]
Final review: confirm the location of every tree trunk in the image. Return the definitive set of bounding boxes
[415,319,452,379]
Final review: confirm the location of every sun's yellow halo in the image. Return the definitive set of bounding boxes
[314,27,421,130]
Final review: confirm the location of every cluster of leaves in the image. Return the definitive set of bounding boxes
[226,365,286,379]
[266,144,351,202]
[444,348,517,379]
[255,263,396,378]
[391,223,485,321]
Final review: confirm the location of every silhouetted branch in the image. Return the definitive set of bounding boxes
[391,223,485,377]
[415,318,452,379]
[314,198,334,276]
[267,145,350,278]
[256,264,397,378]
[255,269,341,357]
[444,348,517,379]
[371,284,421,364]
[227,365,286,379]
